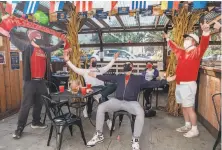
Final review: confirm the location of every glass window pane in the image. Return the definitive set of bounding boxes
[102,31,163,43]
[102,46,163,62]
[78,33,100,44]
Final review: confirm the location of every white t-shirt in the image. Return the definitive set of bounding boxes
[145,69,155,81]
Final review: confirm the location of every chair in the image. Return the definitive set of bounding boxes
[212,93,221,150]
[42,95,86,150]
[110,91,142,137]
[42,81,69,124]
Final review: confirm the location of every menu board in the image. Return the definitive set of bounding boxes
[10,52,20,70]
[0,51,6,64]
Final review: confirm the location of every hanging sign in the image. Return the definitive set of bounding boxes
[118,7,129,15]
[57,11,67,22]
[0,51,6,64]
[10,52,20,70]
[141,6,153,16]
[95,12,108,19]
[79,12,87,18]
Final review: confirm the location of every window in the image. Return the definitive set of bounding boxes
[102,46,163,62]
[202,45,221,67]
[78,33,100,44]
[102,31,164,43]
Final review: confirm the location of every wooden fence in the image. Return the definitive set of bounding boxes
[0,37,23,118]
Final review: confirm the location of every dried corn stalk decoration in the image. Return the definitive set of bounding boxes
[166,6,203,116]
[66,6,88,85]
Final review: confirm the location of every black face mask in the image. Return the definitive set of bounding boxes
[123,64,132,72]
[92,61,97,67]
[33,39,43,45]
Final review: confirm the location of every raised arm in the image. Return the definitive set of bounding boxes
[10,30,30,51]
[99,52,119,74]
[41,40,64,53]
[64,48,86,76]
[195,20,212,58]
[66,61,87,76]
[163,33,184,58]
[167,40,184,58]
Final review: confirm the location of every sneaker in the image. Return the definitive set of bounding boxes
[93,94,102,103]
[87,132,104,147]
[132,138,140,150]
[83,106,88,118]
[12,127,23,139]
[176,125,191,133]
[183,129,199,138]
[31,122,48,129]
[106,119,115,131]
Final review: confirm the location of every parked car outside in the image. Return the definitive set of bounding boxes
[51,56,62,62]
[91,49,147,61]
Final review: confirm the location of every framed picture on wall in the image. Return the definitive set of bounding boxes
[10,52,20,70]
[0,51,6,64]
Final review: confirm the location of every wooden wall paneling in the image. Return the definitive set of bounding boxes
[3,38,12,111]
[0,65,6,113]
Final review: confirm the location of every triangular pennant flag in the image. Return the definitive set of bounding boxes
[173,1,180,10]
[23,1,39,14]
[193,1,207,9]
[168,1,173,9]
[161,1,168,10]
[74,1,92,13]
[5,1,18,15]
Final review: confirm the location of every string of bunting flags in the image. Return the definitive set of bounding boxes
[1,1,221,24]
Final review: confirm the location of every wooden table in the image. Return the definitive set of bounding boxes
[50,87,102,117]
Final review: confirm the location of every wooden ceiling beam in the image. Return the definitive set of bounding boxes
[115,15,125,28]
[208,15,221,26]
[136,13,140,29]
[97,19,110,28]
[164,19,170,28]
[79,27,171,34]
[87,18,101,29]
[155,16,160,29]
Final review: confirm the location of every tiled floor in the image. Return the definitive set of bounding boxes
[0,91,217,150]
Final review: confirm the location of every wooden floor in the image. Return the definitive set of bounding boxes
[0,91,217,150]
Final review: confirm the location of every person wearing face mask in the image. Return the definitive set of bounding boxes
[0,24,65,140]
[86,62,167,150]
[63,50,119,130]
[141,62,159,109]
[163,20,219,138]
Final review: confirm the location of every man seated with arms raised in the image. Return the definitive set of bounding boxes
[63,49,119,130]
[86,62,167,150]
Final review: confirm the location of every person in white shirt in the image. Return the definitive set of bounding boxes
[64,49,119,130]
[141,62,159,109]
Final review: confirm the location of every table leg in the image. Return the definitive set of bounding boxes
[156,88,159,109]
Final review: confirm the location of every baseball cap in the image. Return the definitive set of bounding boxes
[183,33,199,43]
